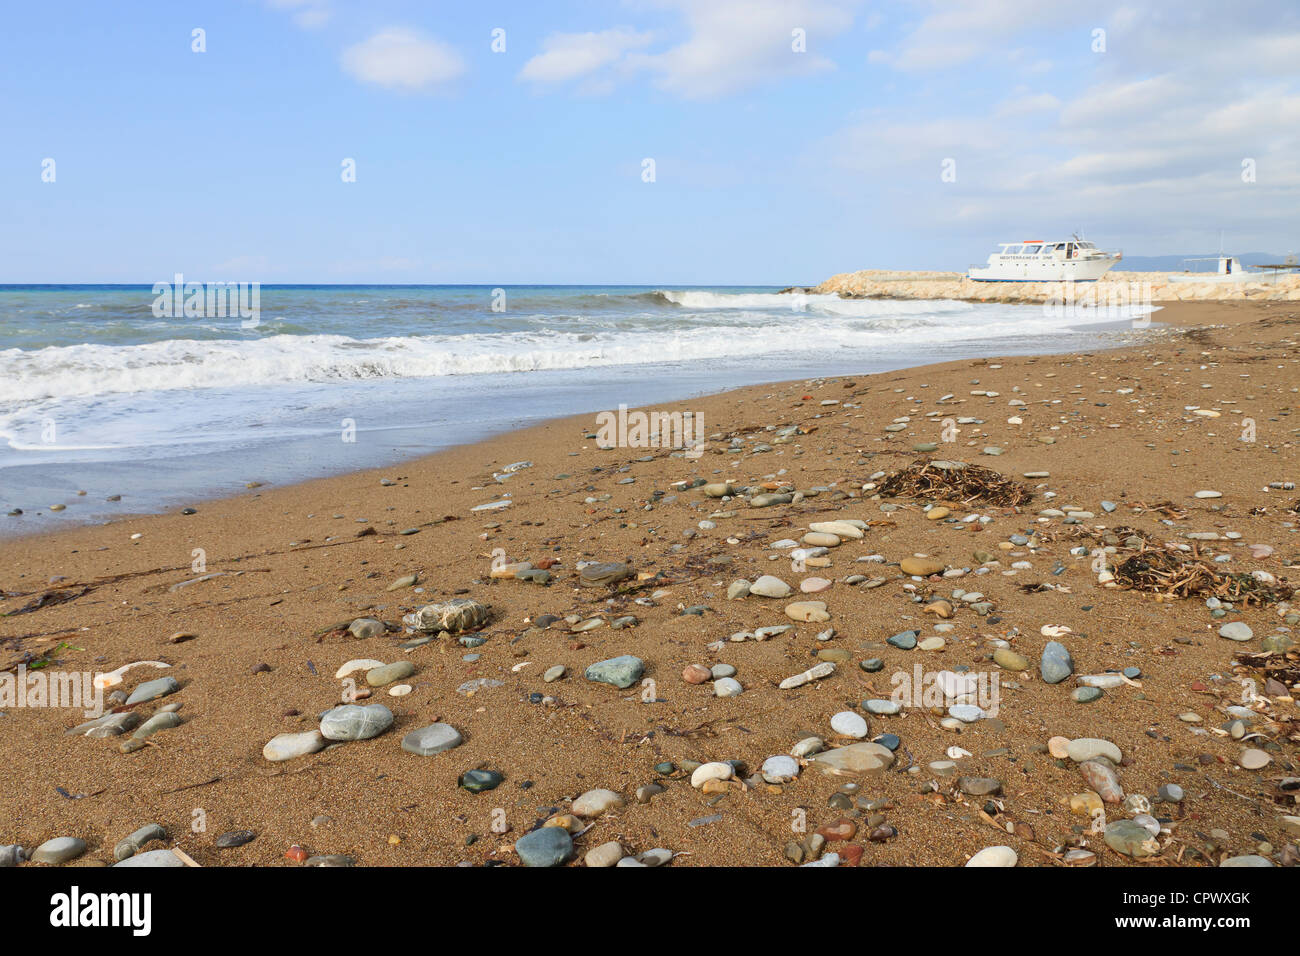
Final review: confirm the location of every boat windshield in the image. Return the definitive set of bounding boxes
[1023,244,1043,255]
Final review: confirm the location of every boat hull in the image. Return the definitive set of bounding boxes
[968,257,1119,282]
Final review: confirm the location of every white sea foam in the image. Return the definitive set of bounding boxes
[656,290,975,314]
[0,299,1092,404]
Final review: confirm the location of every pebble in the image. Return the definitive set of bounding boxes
[1079,761,1124,803]
[572,788,624,817]
[830,711,869,738]
[401,723,463,756]
[584,655,645,689]
[887,630,918,650]
[125,676,180,705]
[811,742,895,774]
[690,762,733,788]
[683,663,711,684]
[365,661,415,686]
[215,830,257,849]
[263,730,326,761]
[1239,748,1271,770]
[1066,738,1122,763]
[1039,641,1074,684]
[334,659,385,679]
[761,755,800,783]
[965,845,1017,867]
[348,618,386,639]
[900,557,944,576]
[948,704,984,723]
[993,647,1029,671]
[1104,819,1159,858]
[1220,855,1274,867]
[114,824,166,861]
[785,600,830,622]
[459,769,504,793]
[112,849,185,868]
[750,574,792,598]
[713,677,743,698]
[779,661,835,689]
[30,836,87,865]
[319,704,394,741]
[1218,622,1253,642]
[585,841,624,867]
[1158,783,1185,803]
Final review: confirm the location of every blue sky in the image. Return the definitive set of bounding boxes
[2,0,1297,283]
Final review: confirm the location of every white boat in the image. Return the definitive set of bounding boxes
[968,237,1122,282]
[1167,255,1260,283]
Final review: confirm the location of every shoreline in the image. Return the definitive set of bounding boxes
[1,298,1296,868]
[0,302,1164,541]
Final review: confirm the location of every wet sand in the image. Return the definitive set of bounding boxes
[1,300,1297,868]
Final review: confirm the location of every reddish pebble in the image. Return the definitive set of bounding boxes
[285,845,307,862]
[840,845,863,866]
[816,818,857,841]
[682,664,711,684]
[535,558,557,569]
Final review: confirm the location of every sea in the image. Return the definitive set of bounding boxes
[0,284,1147,534]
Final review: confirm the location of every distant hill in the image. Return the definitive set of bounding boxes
[1120,252,1295,272]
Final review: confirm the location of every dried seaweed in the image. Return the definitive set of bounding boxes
[1130,500,1188,519]
[1113,549,1291,605]
[876,459,1032,507]
[1067,524,1154,549]
[1,587,92,617]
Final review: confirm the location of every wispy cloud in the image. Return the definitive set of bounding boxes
[520,0,860,99]
[519,28,654,87]
[341,28,466,93]
[819,1,1300,250]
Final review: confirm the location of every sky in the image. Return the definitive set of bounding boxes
[2,0,1297,284]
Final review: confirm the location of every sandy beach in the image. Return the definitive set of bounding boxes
[2,299,1296,868]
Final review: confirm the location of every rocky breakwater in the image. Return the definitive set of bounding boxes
[805,269,1300,304]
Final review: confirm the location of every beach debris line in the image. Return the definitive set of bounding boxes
[1112,548,1292,605]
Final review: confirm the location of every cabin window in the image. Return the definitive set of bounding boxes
[1066,243,1076,257]
[1024,244,1042,255]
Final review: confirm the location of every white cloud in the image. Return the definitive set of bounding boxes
[870,0,1077,71]
[814,1,1300,252]
[519,0,861,99]
[519,28,654,86]
[341,28,466,92]
[630,0,856,99]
